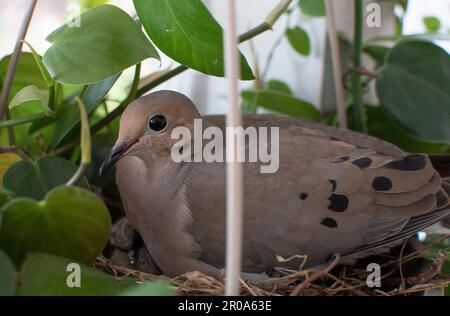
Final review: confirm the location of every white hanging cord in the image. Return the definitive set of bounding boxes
[224,0,244,296]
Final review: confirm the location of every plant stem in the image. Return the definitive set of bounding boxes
[136,65,188,97]
[126,63,142,104]
[351,0,367,133]
[0,0,38,144]
[0,113,46,128]
[66,97,91,186]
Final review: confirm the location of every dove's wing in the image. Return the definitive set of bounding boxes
[186,115,450,272]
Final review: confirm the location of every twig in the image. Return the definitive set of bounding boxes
[0,145,35,161]
[398,238,409,290]
[0,0,39,144]
[290,254,340,296]
[262,9,293,80]
[325,0,347,129]
[0,113,47,129]
[400,250,446,286]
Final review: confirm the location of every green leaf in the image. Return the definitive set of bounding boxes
[17,253,134,295]
[47,74,119,151]
[362,45,390,66]
[0,186,111,266]
[22,41,54,87]
[0,192,10,208]
[78,0,110,10]
[366,106,450,154]
[0,53,47,100]
[0,153,21,189]
[120,282,174,296]
[43,5,159,85]
[423,16,441,33]
[0,249,16,296]
[3,156,89,200]
[376,40,450,143]
[286,27,311,56]
[134,0,254,80]
[242,90,320,121]
[267,80,293,95]
[299,0,326,17]
[9,85,54,117]
[1,53,50,154]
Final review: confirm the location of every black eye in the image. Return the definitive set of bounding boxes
[148,114,167,132]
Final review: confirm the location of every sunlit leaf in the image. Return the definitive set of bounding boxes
[0,186,111,266]
[423,16,441,33]
[9,85,54,117]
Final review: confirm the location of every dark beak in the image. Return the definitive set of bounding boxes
[99,139,139,177]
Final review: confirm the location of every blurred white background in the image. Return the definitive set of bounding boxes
[0,0,449,114]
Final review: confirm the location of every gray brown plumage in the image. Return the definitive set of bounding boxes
[101,90,450,278]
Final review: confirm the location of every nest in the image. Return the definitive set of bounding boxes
[94,234,450,296]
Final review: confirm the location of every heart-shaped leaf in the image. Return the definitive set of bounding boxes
[376,40,450,143]
[3,156,89,200]
[0,249,16,296]
[134,0,254,80]
[299,0,326,17]
[242,90,320,121]
[17,253,135,296]
[43,5,159,85]
[366,106,450,154]
[9,85,54,117]
[0,153,21,188]
[286,27,311,56]
[0,186,111,266]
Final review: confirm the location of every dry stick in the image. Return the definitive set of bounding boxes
[398,238,409,290]
[0,0,38,145]
[400,250,446,286]
[325,0,347,129]
[290,254,341,296]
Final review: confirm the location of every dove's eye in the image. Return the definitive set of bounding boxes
[148,114,167,132]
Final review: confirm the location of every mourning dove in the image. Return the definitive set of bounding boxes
[100,90,450,278]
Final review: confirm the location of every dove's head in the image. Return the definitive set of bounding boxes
[99,90,200,176]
